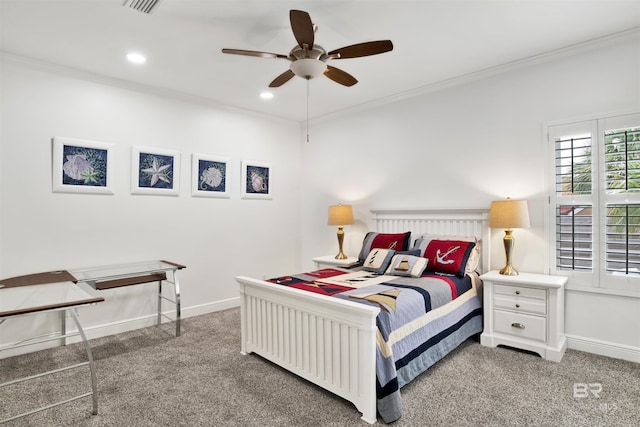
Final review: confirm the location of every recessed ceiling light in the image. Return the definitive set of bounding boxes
[126,52,146,64]
[260,92,274,100]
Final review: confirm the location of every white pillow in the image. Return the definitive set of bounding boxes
[386,254,428,277]
[362,248,395,274]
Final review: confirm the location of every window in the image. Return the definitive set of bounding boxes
[548,113,640,292]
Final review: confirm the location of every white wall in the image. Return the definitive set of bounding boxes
[2,33,639,363]
[301,34,640,361]
[0,56,302,353]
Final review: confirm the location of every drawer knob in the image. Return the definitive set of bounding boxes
[515,304,520,308]
[511,322,525,329]
[515,290,520,295]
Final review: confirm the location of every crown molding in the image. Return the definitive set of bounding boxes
[311,26,640,125]
[0,51,297,125]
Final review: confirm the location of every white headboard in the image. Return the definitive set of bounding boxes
[370,208,491,274]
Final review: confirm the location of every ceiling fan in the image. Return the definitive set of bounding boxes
[222,9,393,88]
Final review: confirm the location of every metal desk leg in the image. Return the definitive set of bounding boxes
[69,309,98,415]
[61,310,67,346]
[173,269,181,337]
[156,269,181,337]
[157,280,163,329]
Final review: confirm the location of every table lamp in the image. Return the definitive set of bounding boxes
[489,198,530,275]
[328,204,354,259]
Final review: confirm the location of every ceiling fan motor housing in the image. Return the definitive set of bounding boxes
[289,45,328,79]
[289,44,327,61]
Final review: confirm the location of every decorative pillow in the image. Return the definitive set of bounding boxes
[362,248,395,274]
[357,232,411,261]
[386,254,428,277]
[397,249,421,256]
[422,240,476,277]
[413,235,481,274]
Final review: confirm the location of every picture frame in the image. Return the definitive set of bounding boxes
[52,136,115,194]
[241,159,272,200]
[191,154,230,198]
[131,146,180,196]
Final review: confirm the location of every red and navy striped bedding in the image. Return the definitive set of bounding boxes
[267,268,483,423]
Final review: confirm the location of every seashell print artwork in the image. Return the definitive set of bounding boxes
[63,154,93,180]
[250,171,266,192]
[203,167,222,188]
[61,145,107,187]
[198,160,226,191]
[245,165,269,194]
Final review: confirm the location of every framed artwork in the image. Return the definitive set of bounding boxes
[191,154,230,198]
[52,136,114,194]
[241,160,272,200]
[131,146,180,196]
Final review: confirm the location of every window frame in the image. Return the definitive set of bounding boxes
[545,111,640,295]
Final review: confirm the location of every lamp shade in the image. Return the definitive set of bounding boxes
[328,204,354,226]
[489,199,530,229]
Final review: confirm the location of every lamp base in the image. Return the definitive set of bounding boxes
[499,264,519,275]
[335,226,348,260]
[499,229,519,275]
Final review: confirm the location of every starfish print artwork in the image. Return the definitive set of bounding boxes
[142,157,172,187]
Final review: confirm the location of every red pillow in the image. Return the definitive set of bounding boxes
[423,240,476,277]
[357,232,411,261]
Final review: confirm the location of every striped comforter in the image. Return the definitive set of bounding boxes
[268,269,483,423]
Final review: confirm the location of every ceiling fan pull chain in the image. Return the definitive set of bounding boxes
[306,79,310,142]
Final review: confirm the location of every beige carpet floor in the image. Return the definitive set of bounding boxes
[1,308,639,426]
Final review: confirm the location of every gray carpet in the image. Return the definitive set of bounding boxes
[1,308,638,426]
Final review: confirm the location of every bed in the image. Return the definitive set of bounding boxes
[235,209,490,423]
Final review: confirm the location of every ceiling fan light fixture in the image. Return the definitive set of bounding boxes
[290,58,327,79]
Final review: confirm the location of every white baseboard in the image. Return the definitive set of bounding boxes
[566,334,640,363]
[183,297,239,318]
[81,296,241,341]
[0,297,240,359]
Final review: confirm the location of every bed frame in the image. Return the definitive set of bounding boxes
[235,208,490,424]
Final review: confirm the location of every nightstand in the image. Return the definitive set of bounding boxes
[480,270,568,362]
[312,255,360,269]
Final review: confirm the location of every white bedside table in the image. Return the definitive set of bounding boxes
[480,270,568,362]
[312,255,360,269]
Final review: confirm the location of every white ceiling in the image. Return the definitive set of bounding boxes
[1,0,639,122]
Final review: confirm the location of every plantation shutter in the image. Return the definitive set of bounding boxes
[548,113,640,291]
[549,121,597,287]
[602,115,640,286]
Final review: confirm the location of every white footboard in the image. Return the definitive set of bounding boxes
[236,276,380,424]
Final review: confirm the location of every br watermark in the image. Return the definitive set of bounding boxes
[573,383,618,413]
[573,383,602,398]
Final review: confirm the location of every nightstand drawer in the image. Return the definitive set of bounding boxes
[494,310,546,342]
[494,294,546,315]
[494,284,546,300]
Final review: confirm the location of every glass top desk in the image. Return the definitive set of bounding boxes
[0,274,104,423]
[68,259,186,337]
[0,260,184,422]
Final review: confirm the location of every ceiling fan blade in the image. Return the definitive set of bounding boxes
[269,70,296,87]
[222,48,288,60]
[328,40,393,59]
[290,10,314,48]
[324,65,358,87]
